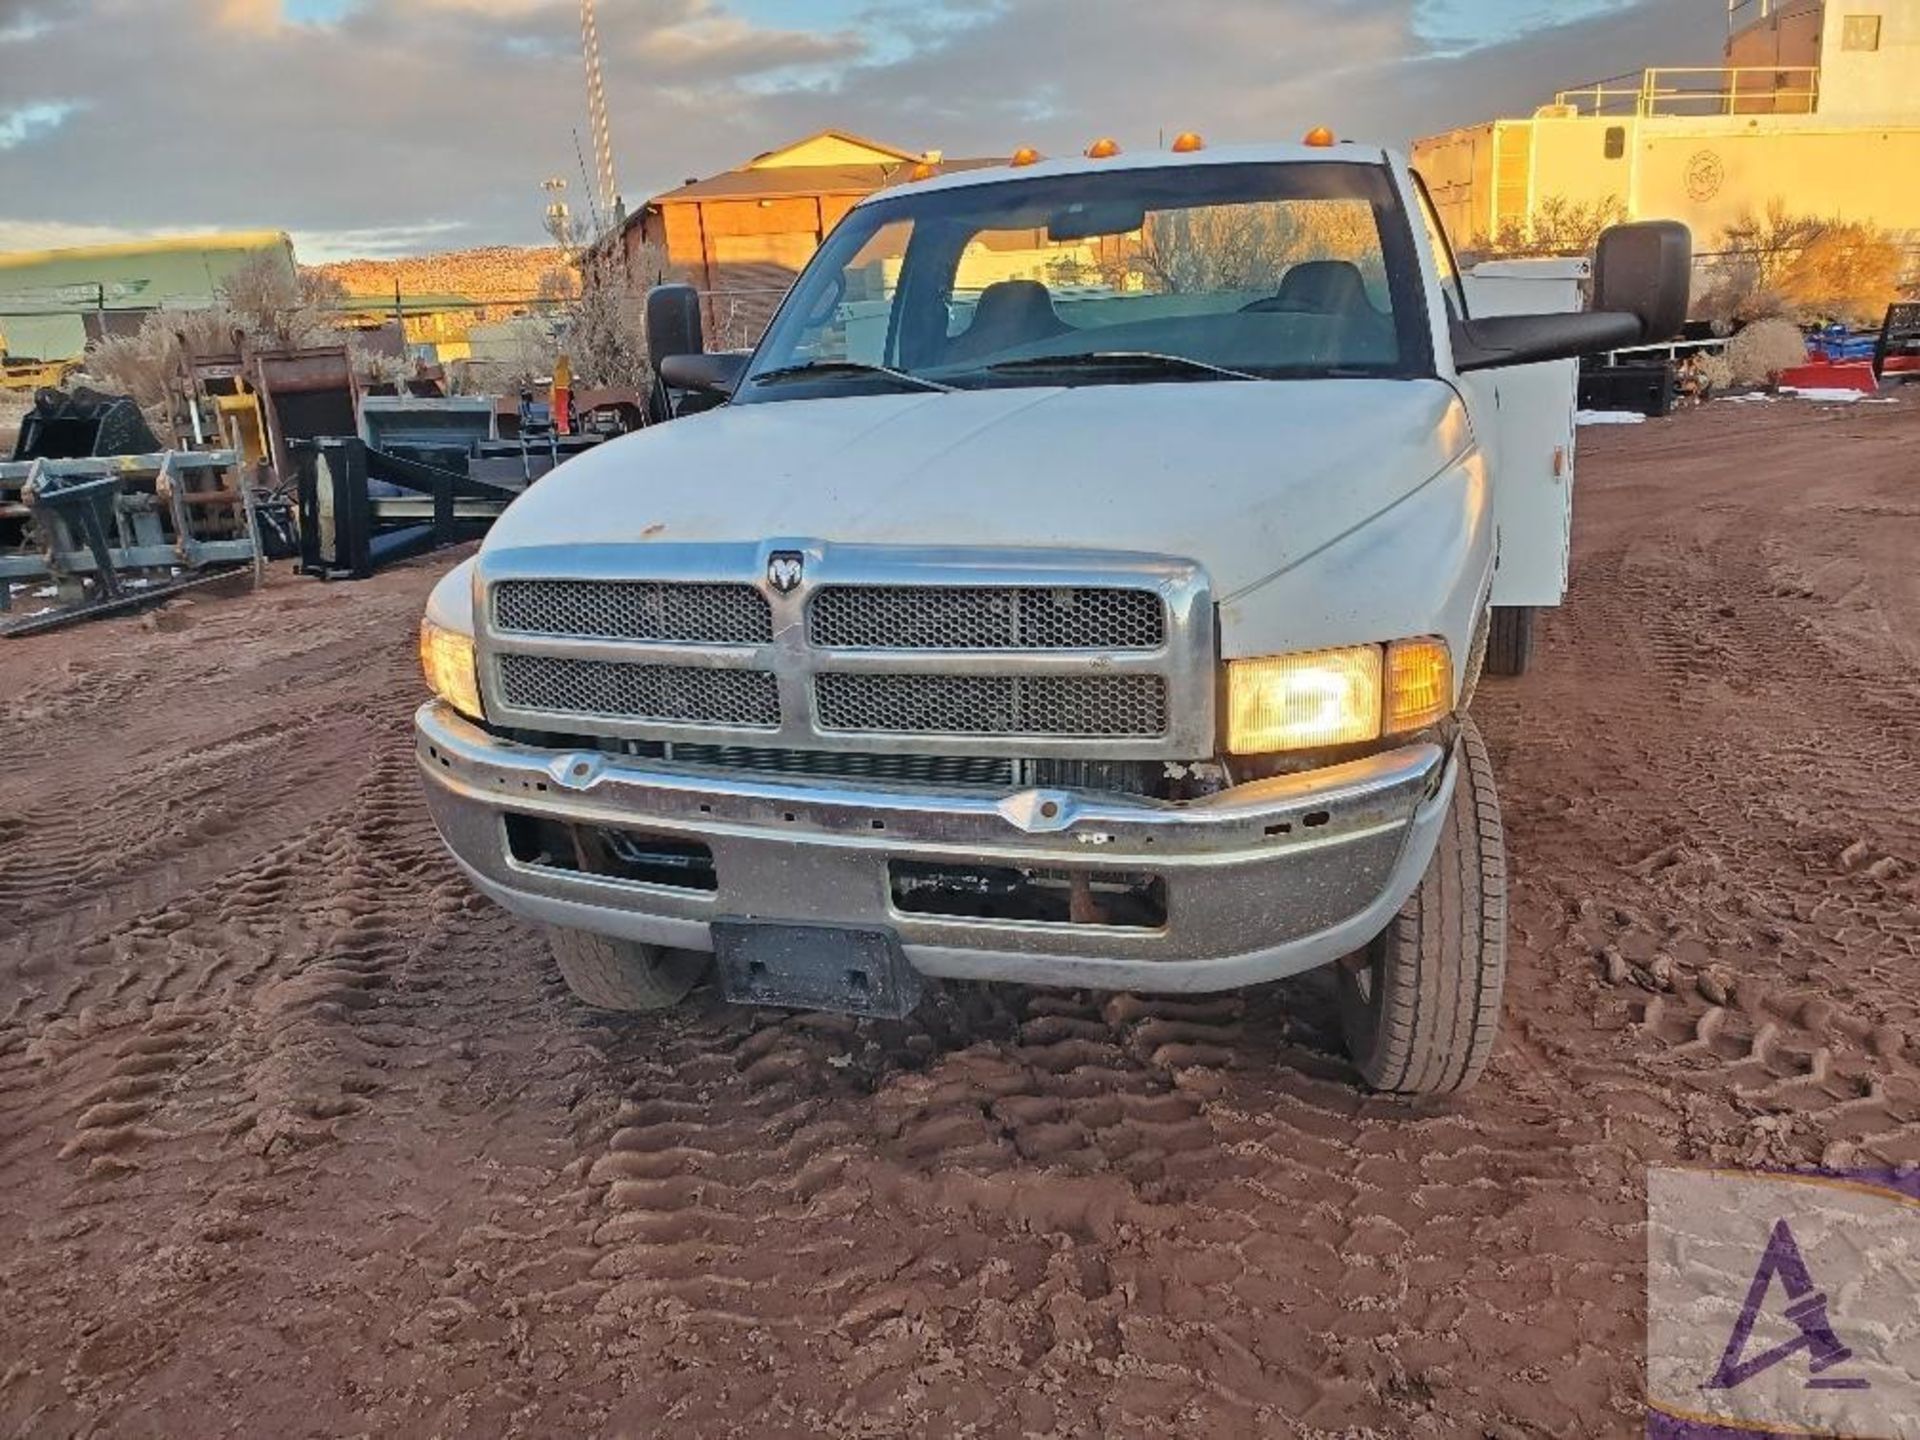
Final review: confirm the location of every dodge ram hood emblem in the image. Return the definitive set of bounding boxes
[767,552,805,594]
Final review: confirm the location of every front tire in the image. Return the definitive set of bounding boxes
[1336,719,1507,1096]
[547,927,708,1012]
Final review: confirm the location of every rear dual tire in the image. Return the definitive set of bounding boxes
[1336,718,1508,1097]
[1485,605,1536,677]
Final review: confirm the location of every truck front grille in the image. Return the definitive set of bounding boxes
[493,580,771,645]
[809,585,1163,651]
[814,673,1167,738]
[478,549,1209,757]
[498,654,780,728]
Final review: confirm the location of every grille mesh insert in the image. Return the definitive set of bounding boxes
[499,654,779,728]
[493,580,771,645]
[815,673,1166,737]
[810,586,1163,651]
[664,744,1016,788]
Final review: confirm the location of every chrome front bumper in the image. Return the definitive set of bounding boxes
[415,702,1456,994]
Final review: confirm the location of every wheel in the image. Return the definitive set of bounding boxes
[546,927,708,1012]
[1484,605,1536,677]
[1336,718,1507,1096]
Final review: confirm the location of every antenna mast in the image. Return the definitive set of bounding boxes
[581,0,623,235]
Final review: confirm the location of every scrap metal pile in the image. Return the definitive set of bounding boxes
[1,342,642,635]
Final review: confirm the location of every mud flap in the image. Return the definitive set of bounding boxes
[712,920,923,1020]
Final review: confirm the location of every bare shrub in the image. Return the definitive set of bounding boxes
[1462,194,1627,264]
[221,254,348,348]
[1778,222,1903,327]
[1726,317,1809,387]
[1704,203,1904,329]
[1692,350,1735,394]
[560,240,671,391]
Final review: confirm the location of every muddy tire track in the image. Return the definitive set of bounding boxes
[2,400,1917,1436]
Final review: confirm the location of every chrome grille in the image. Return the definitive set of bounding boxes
[815,673,1167,737]
[499,654,779,728]
[494,580,771,645]
[810,585,1163,651]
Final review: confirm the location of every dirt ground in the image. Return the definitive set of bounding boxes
[2,395,1916,1438]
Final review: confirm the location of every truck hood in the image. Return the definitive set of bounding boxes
[486,380,1473,599]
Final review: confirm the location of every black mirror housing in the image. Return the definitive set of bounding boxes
[659,351,748,398]
[646,283,706,372]
[1594,220,1692,343]
[1452,220,1693,372]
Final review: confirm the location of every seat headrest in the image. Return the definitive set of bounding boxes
[1276,260,1373,314]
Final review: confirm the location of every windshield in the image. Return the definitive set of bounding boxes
[738,160,1431,402]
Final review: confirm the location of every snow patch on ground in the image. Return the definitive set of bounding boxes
[1577,410,1647,426]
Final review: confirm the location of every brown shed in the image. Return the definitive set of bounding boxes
[625,130,998,348]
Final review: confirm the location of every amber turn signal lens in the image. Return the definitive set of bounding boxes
[1384,637,1453,735]
[420,619,484,721]
[1085,137,1122,159]
[1226,646,1383,755]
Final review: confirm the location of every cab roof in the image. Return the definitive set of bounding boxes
[857,141,1401,206]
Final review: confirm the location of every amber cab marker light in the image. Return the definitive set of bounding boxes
[908,161,940,182]
[1303,126,1337,148]
[1170,132,1206,153]
[1010,146,1043,167]
[1085,137,1122,159]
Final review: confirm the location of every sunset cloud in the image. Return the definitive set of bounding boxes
[0,0,1724,259]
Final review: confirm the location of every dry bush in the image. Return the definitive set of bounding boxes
[1695,254,1789,332]
[1462,194,1627,263]
[81,308,257,442]
[1778,222,1904,327]
[1706,204,1904,329]
[222,254,347,348]
[1693,350,1735,394]
[1726,317,1809,386]
[560,240,671,391]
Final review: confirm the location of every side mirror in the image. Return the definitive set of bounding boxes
[1452,220,1693,373]
[659,351,748,398]
[645,283,705,372]
[1593,220,1692,344]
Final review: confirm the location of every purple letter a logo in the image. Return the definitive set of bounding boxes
[1706,1219,1869,1394]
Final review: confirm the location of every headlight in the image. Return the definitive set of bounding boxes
[420,618,484,721]
[1226,637,1451,755]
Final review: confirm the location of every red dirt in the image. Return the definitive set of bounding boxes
[2,395,1916,1437]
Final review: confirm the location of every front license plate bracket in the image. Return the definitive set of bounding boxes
[711,919,923,1020]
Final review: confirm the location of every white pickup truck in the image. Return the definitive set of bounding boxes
[416,138,1687,1095]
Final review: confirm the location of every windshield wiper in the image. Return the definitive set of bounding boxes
[751,360,955,393]
[982,351,1263,383]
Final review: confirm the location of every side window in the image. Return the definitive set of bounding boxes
[1411,172,1469,322]
[1604,126,1626,160]
[785,219,914,367]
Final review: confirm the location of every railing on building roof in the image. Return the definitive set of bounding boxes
[1553,66,1820,118]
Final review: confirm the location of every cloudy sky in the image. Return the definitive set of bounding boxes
[0,0,1727,262]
